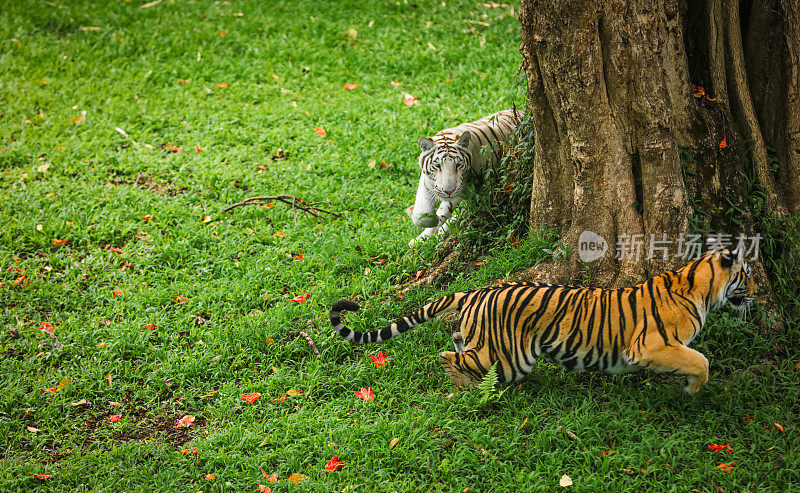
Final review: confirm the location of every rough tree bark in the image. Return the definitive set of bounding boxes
[518,0,800,287]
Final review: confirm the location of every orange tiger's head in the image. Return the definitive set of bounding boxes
[702,249,756,314]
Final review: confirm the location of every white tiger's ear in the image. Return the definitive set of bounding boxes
[418,137,435,151]
[456,131,471,147]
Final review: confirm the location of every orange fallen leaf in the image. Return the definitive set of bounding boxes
[402,93,417,106]
[112,288,124,298]
[146,323,155,331]
[110,247,124,254]
[195,145,204,152]
[344,83,357,90]
[717,462,734,472]
[180,447,198,456]
[95,342,105,348]
[140,214,152,222]
[354,387,374,401]
[692,86,705,98]
[215,83,227,88]
[12,275,27,287]
[719,135,728,149]
[286,473,306,484]
[53,238,69,245]
[173,296,188,303]
[397,294,405,299]
[290,293,310,303]
[174,415,196,428]
[774,422,785,434]
[708,443,733,454]
[254,484,271,493]
[293,251,304,262]
[324,455,345,471]
[29,473,56,480]
[166,145,183,153]
[205,474,215,480]
[108,415,122,423]
[274,232,285,238]
[40,388,57,394]
[241,393,263,404]
[313,126,326,137]
[219,29,226,36]
[370,351,388,369]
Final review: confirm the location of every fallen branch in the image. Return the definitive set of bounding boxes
[288,322,324,364]
[223,195,341,218]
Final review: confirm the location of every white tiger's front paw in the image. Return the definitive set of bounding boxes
[409,228,437,247]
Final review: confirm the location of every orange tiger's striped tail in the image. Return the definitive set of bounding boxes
[330,294,464,344]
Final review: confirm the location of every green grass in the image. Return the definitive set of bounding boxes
[1,0,798,491]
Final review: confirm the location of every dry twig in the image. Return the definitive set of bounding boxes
[223,195,340,217]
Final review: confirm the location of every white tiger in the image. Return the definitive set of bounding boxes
[406,109,520,246]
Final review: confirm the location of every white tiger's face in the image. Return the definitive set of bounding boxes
[418,132,472,199]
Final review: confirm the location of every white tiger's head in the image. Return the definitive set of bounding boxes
[418,132,472,199]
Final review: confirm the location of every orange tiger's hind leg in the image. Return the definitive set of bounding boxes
[636,345,709,394]
[439,351,484,388]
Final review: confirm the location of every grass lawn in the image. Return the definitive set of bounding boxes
[1,0,798,491]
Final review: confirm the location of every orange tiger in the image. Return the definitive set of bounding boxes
[330,249,755,393]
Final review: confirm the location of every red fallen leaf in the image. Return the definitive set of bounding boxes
[598,450,610,457]
[313,126,326,137]
[146,323,155,331]
[140,214,152,222]
[274,232,285,238]
[8,260,22,274]
[354,387,374,401]
[708,443,733,454]
[108,415,122,423]
[503,182,516,191]
[215,83,227,88]
[110,247,124,254]
[40,387,58,393]
[290,293,310,303]
[166,145,183,153]
[293,251,304,262]
[241,393,263,404]
[719,134,728,149]
[370,351,388,369]
[112,288,124,298]
[344,83,357,90]
[174,415,196,428]
[324,455,345,471]
[39,321,54,332]
[415,270,425,279]
[12,275,26,287]
[267,473,279,483]
[397,294,405,299]
[774,422,786,434]
[29,473,56,480]
[53,238,69,245]
[195,145,204,152]
[173,296,188,303]
[717,462,734,472]
[796,361,800,369]
[180,447,198,455]
[403,93,417,106]
[744,415,755,422]
[95,342,105,348]
[255,484,271,493]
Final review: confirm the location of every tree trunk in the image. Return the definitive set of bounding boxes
[518,0,800,287]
